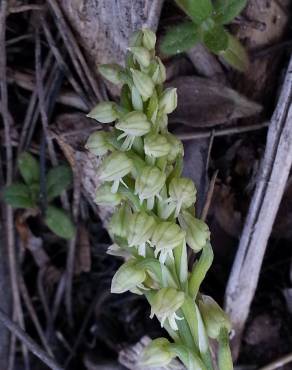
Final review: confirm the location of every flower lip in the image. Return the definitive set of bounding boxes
[151,221,186,263]
[134,166,166,201]
[150,288,185,330]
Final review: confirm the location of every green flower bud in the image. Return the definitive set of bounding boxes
[178,211,210,252]
[116,111,151,138]
[151,222,186,263]
[142,28,157,50]
[128,46,151,68]
[98,64,123,85]
[134,166,166,207]
[108,204,131,239]
[140,338,175,367]
[127,212,156,256]
[168,178,196,217]
[94,183,123,206]
[131,86,143,111]
[116,111,152,151]
[111,260,146,294]
[107,243,131,259]
[150,288,185,330]
[98,152,133,193]
[129,30,143,47]
[151,57,166,85]
[85,131,112,156]
[198,295,232,339]
[159,88,177,114]
[144,133,170,158]
[87,102,118,123]
[131,68,154,101]
[156,113,168,131]
[165,133,184,162]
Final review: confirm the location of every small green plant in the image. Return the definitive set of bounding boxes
[3,152,75,240]
[87,29,233,369]
[160,0,249,71]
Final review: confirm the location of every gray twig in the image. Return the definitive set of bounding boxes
[225,55,292,358]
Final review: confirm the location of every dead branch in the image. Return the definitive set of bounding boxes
[225,54,292,358]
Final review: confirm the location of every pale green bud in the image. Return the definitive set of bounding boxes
[165,133,184,162]
[151,222,186,263]
[135,166,166,201]
[140,338,175,367]
[98,152,133,192]
[144,133,170,158]
[159,88,177,114]
[107,243,131,259]
[131,68,154,101]
[131,86,143,111]
[128,46,151,68]
[156,113,168,131]
[85,131,112,156]
[150,288,185,330]
[94,183,123,206]
[87,102,118,123]
[151,57,166,85]
[116,111,151,137]
[111,260,146,294]
[168,177,196,216]
[142,28,157,50]
[127,212,156,256]
[98,64,123,85]
[198,295,232,339]
[178,211,210,252]
[129,30,143,47]
[108,204,131,239]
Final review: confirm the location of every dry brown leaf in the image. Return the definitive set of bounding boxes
[168,76,262,127]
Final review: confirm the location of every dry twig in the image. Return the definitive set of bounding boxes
[225,54,292,358]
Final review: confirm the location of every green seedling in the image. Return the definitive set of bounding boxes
[3,152,75,240]
[161,0,249,71]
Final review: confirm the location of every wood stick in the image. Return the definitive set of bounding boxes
[224,54,292,358]
[0,307,63,370]
[258,352,292,370]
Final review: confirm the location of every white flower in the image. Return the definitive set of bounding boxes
[151,222,186,264]
[98,152,133,193]
[150,288,185,331]
[127,212,156,256]
[116,111,151,150]
[168,177,197,217]
[134,166,166,210]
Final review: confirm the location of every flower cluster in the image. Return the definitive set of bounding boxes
[86,28,233,370]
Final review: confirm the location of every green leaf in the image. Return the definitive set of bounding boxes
[45,206,75,239]
[160,22,199,56]
[3,183,36,209]
[18,152,40,185]
[220,33,249,72]
[203,24,229,53]
[46,165,72,201]
[188,242,214,297]
[175,0,213,24]
[214,0,248,24]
